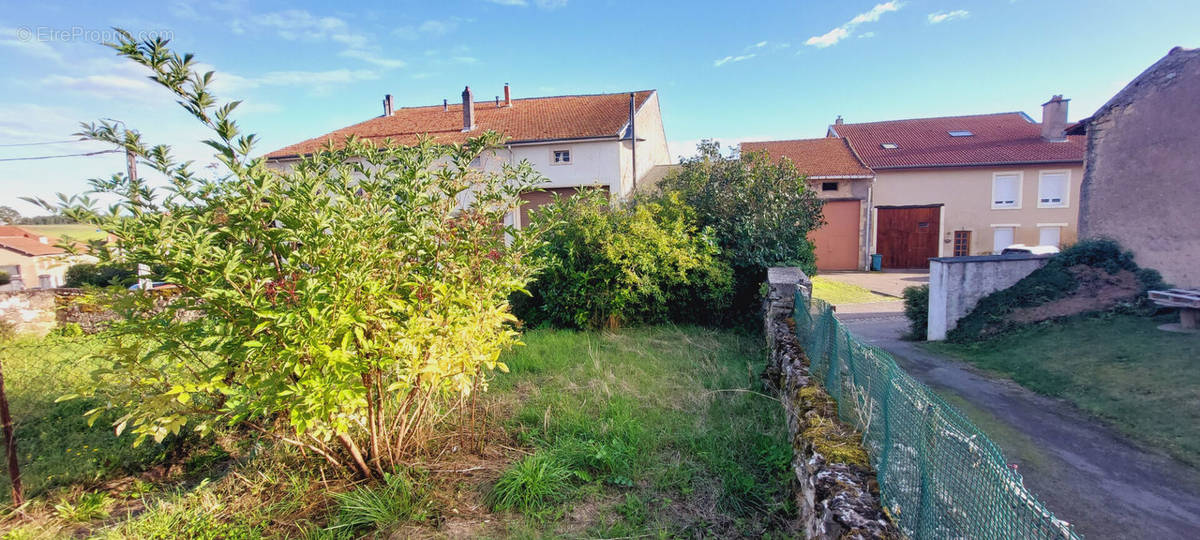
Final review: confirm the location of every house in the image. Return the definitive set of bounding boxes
[0,226,94,290]
[830,100,1086,269]
[741,138,875,271]
[1070,47,1200,288]
[265,85,672,226]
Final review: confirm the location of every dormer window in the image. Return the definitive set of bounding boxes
[553,149,571,164]
[880,143,898,149]
[948,130,974,137]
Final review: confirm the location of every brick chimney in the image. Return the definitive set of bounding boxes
[461,86,474,131]
[382,94,393,117]
[504,83,512,107]
[1041,95,1069,141]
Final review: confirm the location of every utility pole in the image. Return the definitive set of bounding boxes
[629,93,637,192]
[125,139,151,290]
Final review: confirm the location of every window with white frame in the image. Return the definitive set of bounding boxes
[1039,226,1061,247]
[1038,171,1069,208]
[552,149,571,164]
[992,173,1021,209]
[993,226,1015,252]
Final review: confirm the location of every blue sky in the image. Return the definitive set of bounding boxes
[1,0,1197,214]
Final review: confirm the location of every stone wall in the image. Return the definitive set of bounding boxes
[762,267,898,539]
[1077,47,1200,288]
[926,254,1052,341]
[0,289,59,337]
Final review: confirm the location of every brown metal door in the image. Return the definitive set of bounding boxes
[876,206,940,269]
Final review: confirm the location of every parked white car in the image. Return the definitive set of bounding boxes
[1001,244,1061,256]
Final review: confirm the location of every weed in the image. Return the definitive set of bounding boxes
[53,490,111,522]
[326,472,432,534]
[488,452,574,513]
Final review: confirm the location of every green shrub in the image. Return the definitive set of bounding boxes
[518,189,733,329]
[902,285,929,340]
[64,263,135,288]
[657,141,824,322]
[948,238,1166,342]
[32,33,543,478]
[487,452,574,513]
[0,270,10,286]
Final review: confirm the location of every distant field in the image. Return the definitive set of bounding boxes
[21,224,108,241]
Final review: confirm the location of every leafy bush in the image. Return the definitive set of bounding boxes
[0,270,10,286]
[64,263,136,288]
[517,189,732,329]
[948,238,1166,342]
[32,32,542,478]
[658,141,824,321]
[488,452,574,513]
[902,285,929,340]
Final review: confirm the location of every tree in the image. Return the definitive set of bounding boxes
[31,31,544,478]
[0,271,9,286]
[657,140,824,320]
[0,206,19,225]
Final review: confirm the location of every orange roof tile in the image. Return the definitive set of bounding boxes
[741,137,874,177]
[266,90,654,159]
[0,226,66,257]
[830,112,1085,169]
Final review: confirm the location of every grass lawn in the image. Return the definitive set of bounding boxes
[20,224,108,242]
[811,275,892,305]
[926,313,1200,466]
[0,325,793,538]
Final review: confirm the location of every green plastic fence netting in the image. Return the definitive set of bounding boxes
[794,292,1080,539]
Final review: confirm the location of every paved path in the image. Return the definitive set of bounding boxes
[838,310,1200,539]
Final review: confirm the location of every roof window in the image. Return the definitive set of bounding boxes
[880,143,899,149]
[948,130,974,137]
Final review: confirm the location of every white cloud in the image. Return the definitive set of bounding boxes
[339,49,407,69]
[753,41,768,48]
[394,17,463,39]
[713,54,755,67]
[927,10,969,24]
[252,69,380,87]
[483,0,567,9]
[232,9,369,48]
[805,1,903,48]
[859,31,876,38]
[1,27,64,62]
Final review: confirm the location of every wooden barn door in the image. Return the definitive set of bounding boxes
[876,206,940,269]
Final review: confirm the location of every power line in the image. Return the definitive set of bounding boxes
[0,149,121,162]
[0,139,86,147]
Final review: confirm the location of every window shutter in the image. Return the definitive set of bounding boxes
[993,227,1015,252]
[993,175,1019,207]
[1039,227,1061,247]
[1039,173,1067,206]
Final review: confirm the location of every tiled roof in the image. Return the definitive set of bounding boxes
[266,90,654,159]
[830,112,1085,169]
[0,226,65,257]
[741,137,874,177]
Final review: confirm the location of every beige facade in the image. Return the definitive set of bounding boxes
[0,250,94,291]
[869,164,1083,257]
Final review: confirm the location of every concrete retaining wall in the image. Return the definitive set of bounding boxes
[763,267,898,539]
[0,289,59,337]
[927,254,1052,341]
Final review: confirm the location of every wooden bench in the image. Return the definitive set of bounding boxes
[1149,289,1200,329]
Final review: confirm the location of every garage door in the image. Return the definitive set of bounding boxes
[876,205,940,269]
[810,200,861,271]
[518,186,609,228]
